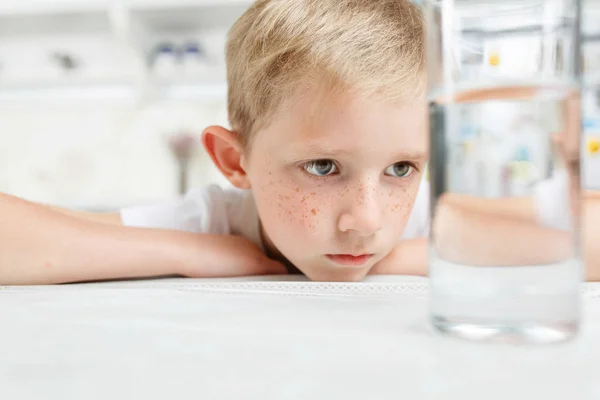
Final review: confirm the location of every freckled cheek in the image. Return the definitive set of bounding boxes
[297,192,328,229]
[256,179,315,225]
[271,191,328,231]
[384,185,419,220]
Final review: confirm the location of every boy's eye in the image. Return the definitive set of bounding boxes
[303,160,338,177]
[385,162,414,178]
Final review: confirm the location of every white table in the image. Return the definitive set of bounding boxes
[1,276,599,400]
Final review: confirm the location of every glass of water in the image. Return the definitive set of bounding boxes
[424,0,583,343]
[582,0,600,190]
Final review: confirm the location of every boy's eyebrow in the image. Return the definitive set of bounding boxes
[393,150,428,161]
[303,145,427,161]
[304,146,351,157]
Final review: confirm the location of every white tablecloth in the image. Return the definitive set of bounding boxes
[1,276,599,400]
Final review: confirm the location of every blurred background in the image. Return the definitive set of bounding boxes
[0,0,251,211]
[582,0,600,190]
[0,0,599,212]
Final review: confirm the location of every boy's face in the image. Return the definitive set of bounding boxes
[243,88,428,281]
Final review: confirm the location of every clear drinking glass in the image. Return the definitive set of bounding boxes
[582,0,600,190]
[424,0,583,343]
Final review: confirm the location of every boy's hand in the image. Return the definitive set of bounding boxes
[0,192,286,284]
[180,234,287,278]
[370,238,428,276]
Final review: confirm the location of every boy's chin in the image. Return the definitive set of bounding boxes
[273,252,372,282]
[300,265,371,282]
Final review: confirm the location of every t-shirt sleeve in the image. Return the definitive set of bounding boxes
[402,181,430,239]
[533,170,572,231]
[120,185,231,235]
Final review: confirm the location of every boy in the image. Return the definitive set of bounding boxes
[0,0,597,285]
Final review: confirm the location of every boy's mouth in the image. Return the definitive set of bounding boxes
[326,254,374,266]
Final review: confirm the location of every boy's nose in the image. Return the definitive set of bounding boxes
[337,184,384,237]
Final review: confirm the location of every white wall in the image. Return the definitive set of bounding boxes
[0,1,247,211]
[0,99,232,210]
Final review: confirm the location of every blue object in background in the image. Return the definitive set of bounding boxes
[515,146,531,162]
[584,118,600,133]
[182,42,205,58]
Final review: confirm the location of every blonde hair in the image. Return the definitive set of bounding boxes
[226,0,425,147]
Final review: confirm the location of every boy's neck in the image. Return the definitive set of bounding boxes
[259,221,303,275]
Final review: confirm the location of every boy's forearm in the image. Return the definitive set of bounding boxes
[434,198,572,267]
[0,193,195,285]
[371,237,429,276]
[393,238,428,276]
[46,205,123,225]
[442,193,536,223]
[441,194,600,280]
[444,191,600,223]
[582,199,600,281]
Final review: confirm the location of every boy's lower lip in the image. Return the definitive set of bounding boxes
[326,254,374,266]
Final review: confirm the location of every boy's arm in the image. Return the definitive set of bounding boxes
[582,198,600,281]
[443,191,600,222]
[374,195,600,281]
[0,193,284,285]
[440,194,536,222]
[372,215,571,277]
[443,192,600,279]
[431,198,573,267]
[370,238,428,276]
[45,205,123,225]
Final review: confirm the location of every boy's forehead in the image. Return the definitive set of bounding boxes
[280,86,427,136]
[276,85,427,126]
[258,86,428,158]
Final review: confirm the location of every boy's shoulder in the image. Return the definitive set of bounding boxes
[120,184,261,246]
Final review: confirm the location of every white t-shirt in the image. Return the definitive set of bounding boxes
[120,174,569,247]
[533,169,572,231]
[121,182,431,250]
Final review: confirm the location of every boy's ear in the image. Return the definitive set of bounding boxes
[202,126,251,189]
